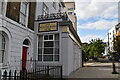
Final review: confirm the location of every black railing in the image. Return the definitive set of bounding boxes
[1,60,63,80]
[37,12,68,21]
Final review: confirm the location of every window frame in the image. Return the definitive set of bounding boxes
[0,34,6,63]
[19,2,29,27]
[38,34,59,62]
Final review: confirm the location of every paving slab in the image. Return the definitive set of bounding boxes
[69,62,120,79]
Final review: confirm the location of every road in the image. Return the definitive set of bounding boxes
[69,60,120,80]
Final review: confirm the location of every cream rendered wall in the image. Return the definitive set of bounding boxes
[64,2,77,31]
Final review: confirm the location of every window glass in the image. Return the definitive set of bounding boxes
[20,2,28,26]
[38,34,59,61]
[59,4,61,13]
[55,48,59,54]
[49,35,53,40]
[53,1,56,9]
[0,2,2,14]
[0,1,3,15]
[44,48,53,54]
[44,41,53,47]
[42,3,48,16]
[68,8,74,10]
[38,48,42,54]
[38,55,42,61]
[0,34,5,63]
[68,12,73,15]
[21,2,27,14]
[43,55,53,61]
[44,35,48,40]
[55,55,59,61]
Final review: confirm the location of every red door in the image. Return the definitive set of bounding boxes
[22,47,28,72]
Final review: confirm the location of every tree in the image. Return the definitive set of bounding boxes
[88,39,105,58]
[82,43,89,61]
[82,39,106,61]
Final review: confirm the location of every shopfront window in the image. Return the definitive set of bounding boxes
[38,34,59,61]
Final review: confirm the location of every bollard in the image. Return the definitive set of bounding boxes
[0,70,1,80]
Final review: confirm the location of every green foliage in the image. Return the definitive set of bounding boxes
[82,38,106,59]
[82,43,89,59]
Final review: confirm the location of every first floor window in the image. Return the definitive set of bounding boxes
[42,2,49,16]
[0,1,4,15]
[20,2,28,26]
[38,34,59,61]
[0,33,5,63]
[53,1,56,9]
[58,4,61,13]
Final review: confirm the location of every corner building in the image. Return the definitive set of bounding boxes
[34,1,82,77]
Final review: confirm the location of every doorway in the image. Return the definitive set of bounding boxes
[22,39,30,71]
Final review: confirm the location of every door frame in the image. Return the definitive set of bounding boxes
[22,45,29,71]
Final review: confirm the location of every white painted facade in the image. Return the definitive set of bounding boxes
[64,2,77,31]
[35,1,64,20]
[34,1,82,77]
[108,26,116,52]
[0,2,34,71]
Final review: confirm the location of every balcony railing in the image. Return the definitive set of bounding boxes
[37,12,68,21]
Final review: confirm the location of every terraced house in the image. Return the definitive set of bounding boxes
[0,1,36,71]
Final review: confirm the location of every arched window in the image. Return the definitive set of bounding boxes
[0,34,6,63]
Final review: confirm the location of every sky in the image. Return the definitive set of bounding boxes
[64,0,119,43]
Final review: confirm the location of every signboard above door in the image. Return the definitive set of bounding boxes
[39,22,58,32]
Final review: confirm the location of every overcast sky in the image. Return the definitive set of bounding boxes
[64,0,119,43]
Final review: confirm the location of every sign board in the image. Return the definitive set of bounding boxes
[39,22,58,32]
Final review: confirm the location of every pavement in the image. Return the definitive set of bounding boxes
[69,61,120,79]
